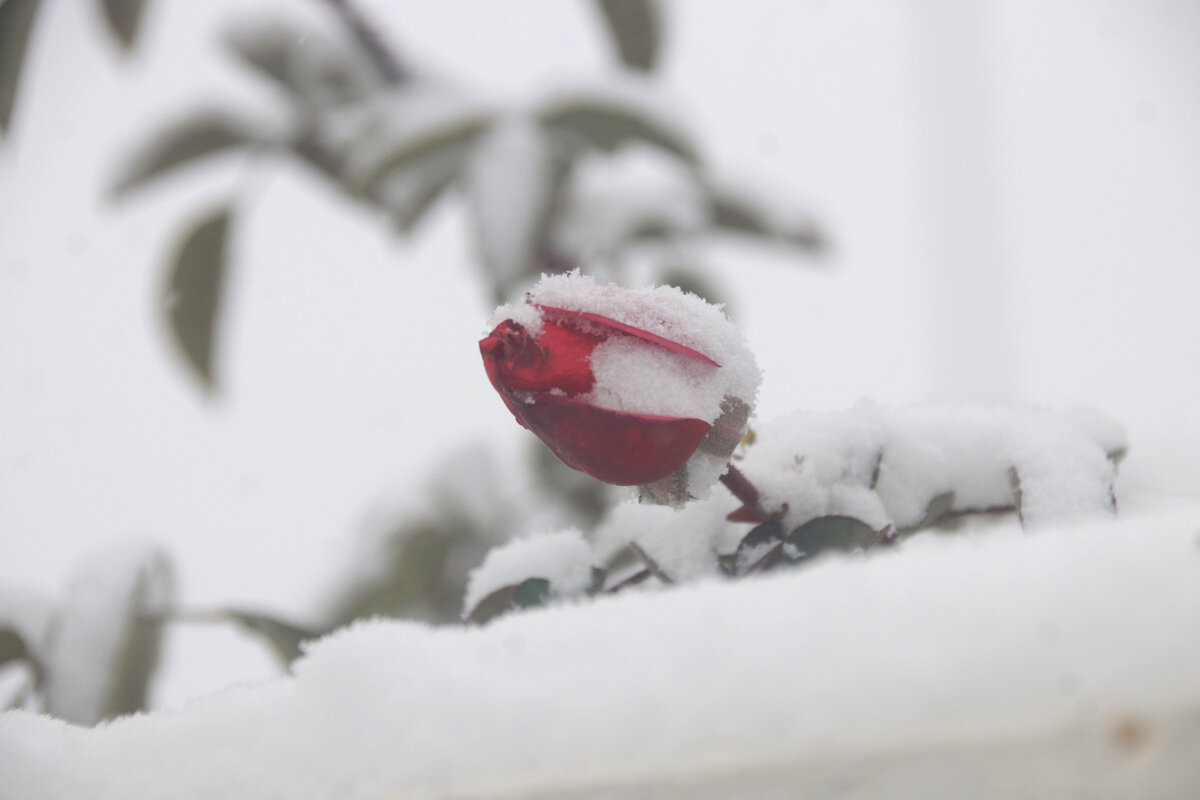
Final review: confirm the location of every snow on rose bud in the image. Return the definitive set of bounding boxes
[480,272,760,503]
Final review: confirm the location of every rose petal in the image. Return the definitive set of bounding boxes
[510,393,712,485]
[537,305,721,368]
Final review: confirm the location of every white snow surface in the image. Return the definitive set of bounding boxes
[3,507,1199,798]
[739,402,1124,531]
[489,271,761,425]
[462,529,595,617]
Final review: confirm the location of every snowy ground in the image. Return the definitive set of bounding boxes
[3,497,1198,798]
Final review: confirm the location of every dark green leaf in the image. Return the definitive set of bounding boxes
[594,0,660,72]
[538,96,697,163]
[110,114,260,198]
[467,577,551,625]
[785,515,881,560]
[511,578,551,609]
[0,0,41,137]
[732,515,784,574]
[163,207,232,391]
[218,610,317,666]
[0,625,33,670]
[356,115,490,198]
[99,0,147,52]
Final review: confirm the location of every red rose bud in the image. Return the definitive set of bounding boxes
[480,272,759,500]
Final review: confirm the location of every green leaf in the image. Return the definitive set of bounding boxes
[905,490,957,533]
[225,21,371,105]
[785,515,881,560]
[0,0,41,137]
[707,178,828,252]
[99,0,147,52]
[538,95,697,163]
[110,113,259,199]
[216,610,317,667]
[0,625,33,670]
[593,0,660,72]
[355,114,490,198]
[467,577,551,625]
[732,515,785,575]
[163,207,232,392]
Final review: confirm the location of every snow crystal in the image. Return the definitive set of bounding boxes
[462,529,594,617]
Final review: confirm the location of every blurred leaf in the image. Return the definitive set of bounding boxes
[110,113,260,199]
[99,0,147,52]
[0,0,41,137]
[390,168,456,233]
[42,546,173,724]
[465,116,564,297]
[467,578,551,625]
[593,0,660,72]
[225,20,372,105]
[356,114,489,198]
[0,625,33,670]
[225,21,304,95]
[215,610,317,667]
[705,177,827,253]
[1009,466,1024,526]
[163,207,232,392]
[539,96,696,163]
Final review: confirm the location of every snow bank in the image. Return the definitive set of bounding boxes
[3,508,1198,798]
[740,402,1124,530]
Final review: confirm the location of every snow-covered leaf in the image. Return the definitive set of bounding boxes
[162,206,232,392]
[593,0,661,72]
[463,530,595,622]
[109,113,261,199]
[0,0,41,136]
[41,544,174,725]
[225,20,373,105]
[99,0,148,52]
[356,114,488,197]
